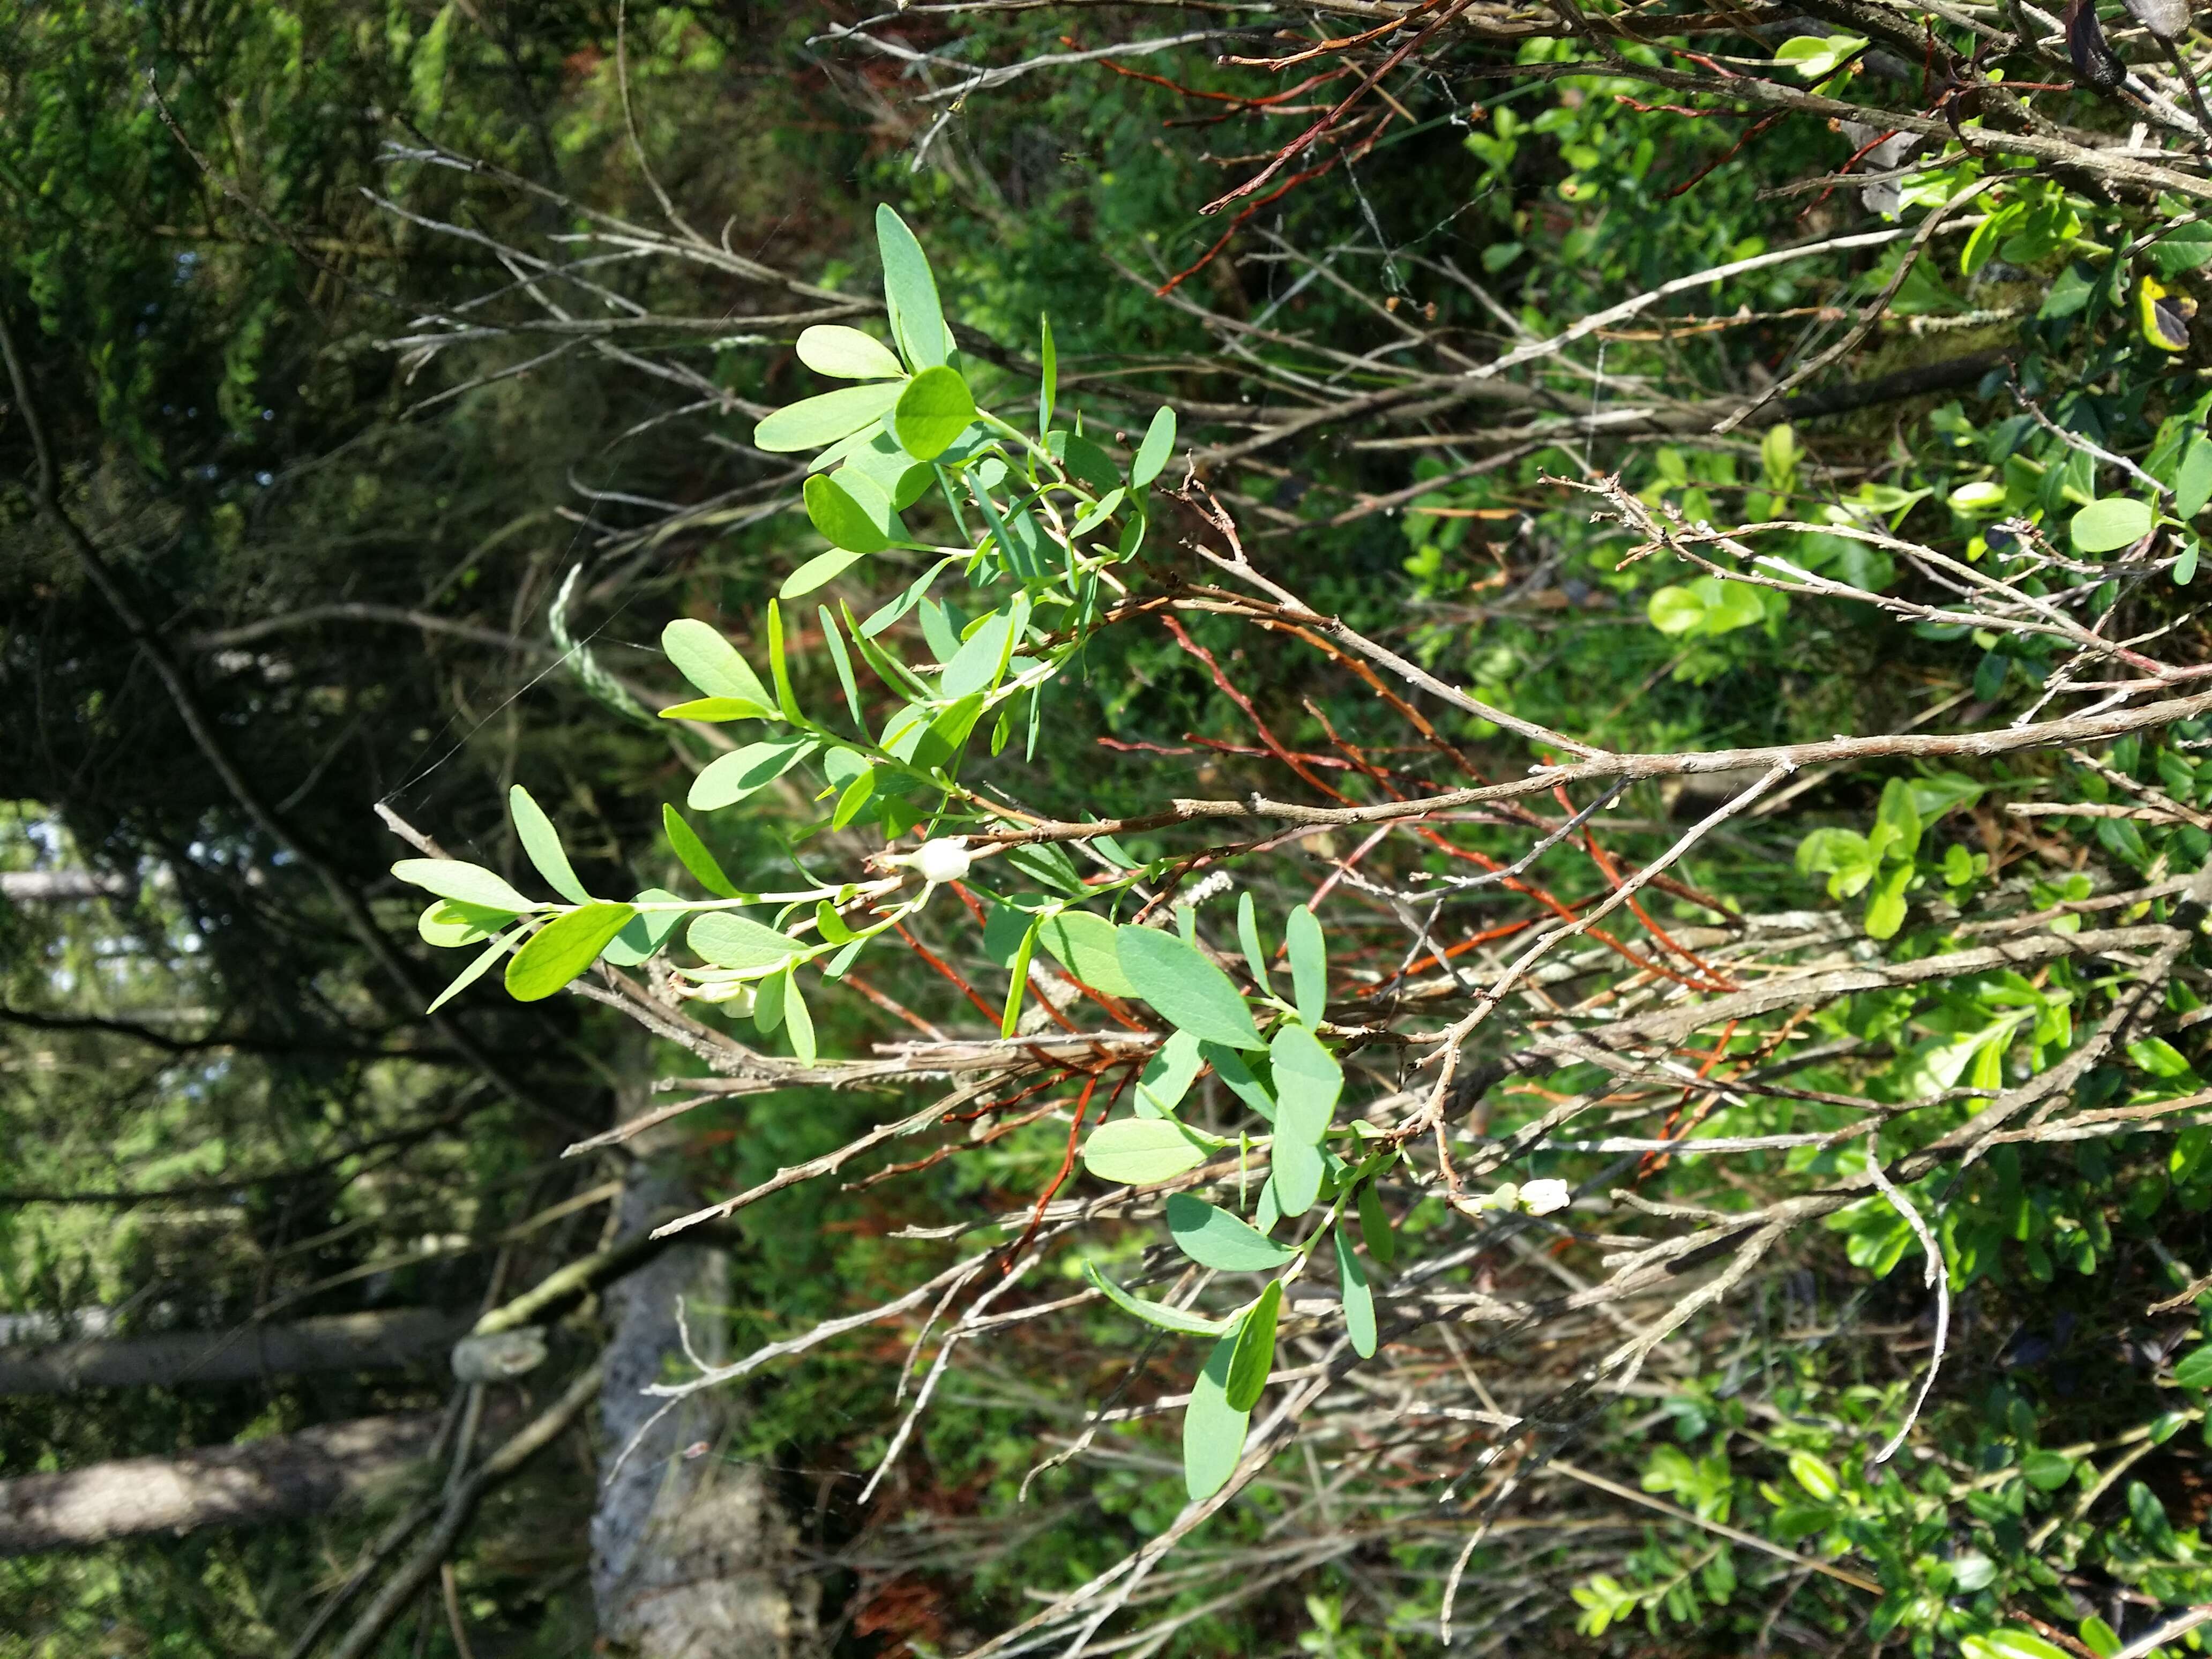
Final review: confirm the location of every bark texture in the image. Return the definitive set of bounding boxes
[590,1090,817,1657]
[0,1307,473,1394]
[0,1412,441,1554]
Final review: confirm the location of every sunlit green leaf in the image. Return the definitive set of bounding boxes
[1117,926,1263,1049]
[1166,1193,1295,1272]
[392,858,535,914]
[504,902,636,1001]
[509,784,588,903]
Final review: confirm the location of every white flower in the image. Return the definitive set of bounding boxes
[1520,1179,1573,1216]
[911,838,973,885]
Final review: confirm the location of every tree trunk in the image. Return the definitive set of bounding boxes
[0,1308,474,1394]
[591,1084,818,1657]
[0,1412,443,1554]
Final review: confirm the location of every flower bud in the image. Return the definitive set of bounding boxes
[912,838,972,885]
[1520,1178,1573,1216]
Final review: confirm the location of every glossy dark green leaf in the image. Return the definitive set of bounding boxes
[392,858,534,915]
[509,784,588,903]
[1166,1193,1296,1272]
[1183,1327,1251,1500]
[1335,1224,1376,1358]
[504,902,636,1001]
[1224,1281,1281,1410]
[1117,926,1263,1049]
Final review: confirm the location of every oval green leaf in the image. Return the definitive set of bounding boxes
[688,913,804,972]
[2072,496,2155,553]
[1039,909,1140,998]
[752,382,903,453]
[392,858,535,914]
[2172,1343,2212,1388]
[688,738,817,812]
[661,620,773,706]
[1224,1281,1281,1411]
[1271,1021,1342,1145]
[877,204,952,370]
[1183,1327,1251,1500]
[804,473,891,555]
[1165,1193,1296,1272]
[601,889,684,968]
[1272,1135,1325,1219]
[418,899,511,949]
[781,548,868,601]
[1117,926,1263,1050]
[1081,1117,1212,1186]
[504,902,636,1002]
[1131,405,1177,488]
[509,784,588,903]
[659,695,775,723]
[1356,1180,1394,1268]
[795,324,906,382]
[893,365,976,462]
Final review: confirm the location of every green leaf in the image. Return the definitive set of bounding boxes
[504,902,636,1001]
[602,889,684,967]
[1335,1224,1376,1358]
[1183,1326,1252,1500]
[804,472,892,555]
[1136,1029,1204,1116]
[1083,1260,1230,1335]
[1235,892,1273,997]
[795,324,906,381]
[753,965,788,1034]
[661,620,774,707]
[1224,1281,1282,1410]
[877,204,952,370]
[1787,1451,1840,1501]
[2072,497,2155,553]
[1001,916,1040,1038]
[2172,1343,2212,1388]
[780,548,866,601]
[1647,585,1706,635]
[1961,1633,2072,1659]
[662,805,740,899]
[418,899,511,948]
[688,913,804,972]
[892,365,976,462]
[1117,926,1264,1049]
[509,785,588,903]
[1272,1135,1325,1220]
[2129,1036,2198,1079]
[1774,33,1866,77]
[659,696,776,723]
[1864,858,1912,940]
[818,607,865,727]
[2021,1449,2076,1489]
[1271,1022,1342,1149]
[1357,1180,1394,1268]
[1166,1193,1296,1271]
[392,858,535,914]
[2179,436,2212,518]
[752,382,904,453]
[1082,1117,1213,1185]
[765,599,802,723]
[1038,312,1056,434]
[1287,905,1326,1026]
[425,931,518,1014]
[1131,406,1177,488]
[784,972,816,1064]
[689,737,817,812]
[2078,1616,2121,1659]
[941,604,1020,698]
[1038,909,1139,998]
